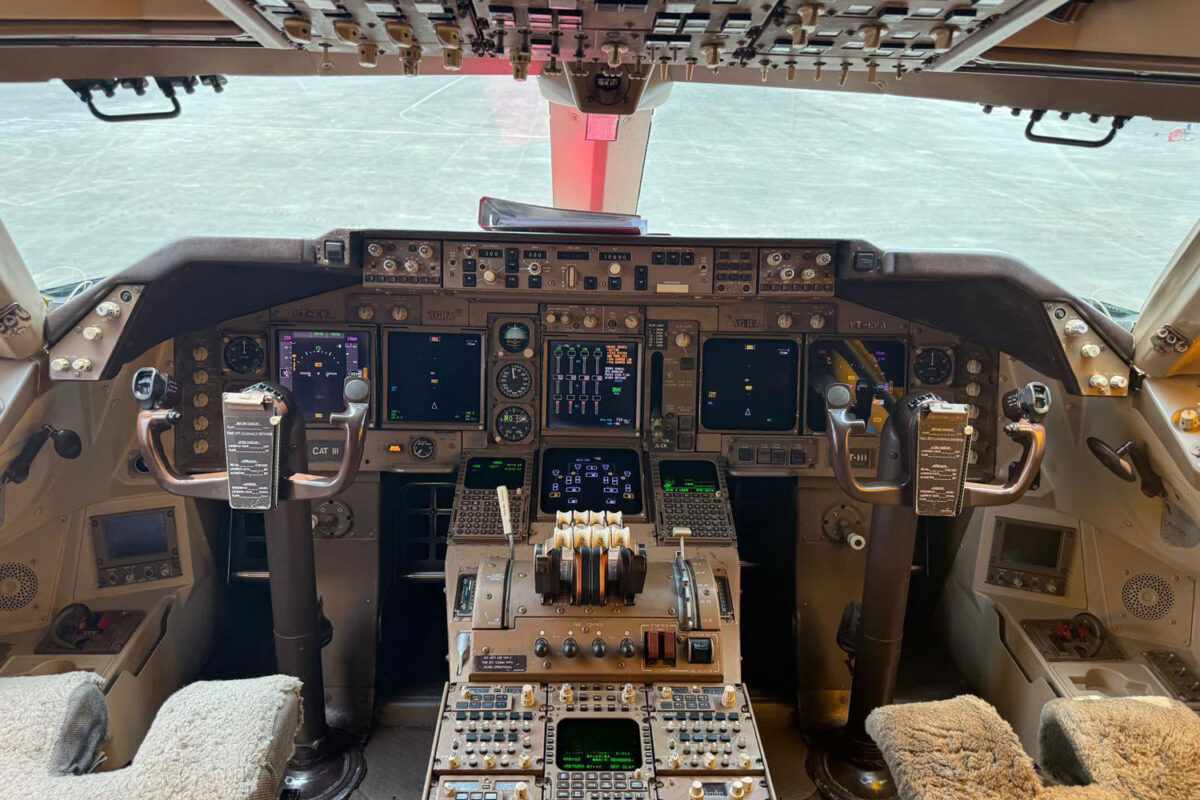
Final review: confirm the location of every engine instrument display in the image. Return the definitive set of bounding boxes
[464,457,526,490]
[386,331,484,426]
[660,460,720,494]
[700,338,800,431]
[277,330,369,423]
[546,340,639,432]
[555,719,642,772]
[806,338,907,434]
[540,448,643,515]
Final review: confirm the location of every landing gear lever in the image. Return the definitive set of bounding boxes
[810,382,1050,800]
[132,369,370,799]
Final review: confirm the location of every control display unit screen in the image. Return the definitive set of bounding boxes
[540,448,643,515]
[555,719,642,772]
[386,331,484,426]
[277,330,369,423]
[96,510,175,566]
[993,518,1072,571]
[546,340,639,431]
[660,460,720,494]
[700,338,800,431]
[464,457,526,490]
[806,338,907,434]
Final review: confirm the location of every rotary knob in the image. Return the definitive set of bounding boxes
[729,779,748,799]
[780,267,796,281]
[82,325,103,342]
[447,755,460,770]
[1178,408,1200,432]
[621,683,637,704]
[96,300,121,319]
[418,244,434,259]
[703,752,719,769]
[1064,319,1089,337]
[544,312,557,324]
[661,686,674,701]
[50,357,70,372]
[367,242,384,257]
[483,753,496,769]
[193,440,209,455]
[521,684,537,708]
[483,269,498,284]
[668,752,683,769]
[1110,374,1129,390]
[583,314,599,329]
[71,357,93,372]
[738,752,753,769]
[722,684,737,709]
[558,683,574,704]
[624,314,639,330]
[1080,343,1102,359]
[674,332,692,348]
[690,780,705,799]
[801,267,817,281]
[356,305,376,321]
[403,258,420,273]
[809,313,827,330]
[776,313,794,329]
[1089,374,1110,390]
[608,263,622,276]
[816,252,833,266]
[382,258,398,272]
[514,781,530,800]
[391,306,409,322]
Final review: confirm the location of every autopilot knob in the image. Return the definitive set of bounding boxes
[721,684,738,709]
[619,638,636,658]
[533,638,551,658]
[689,779,705,799]
[514,782,530,800]
[561,637,579,658]
[591,637,607,657]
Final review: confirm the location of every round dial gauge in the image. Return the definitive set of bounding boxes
[913,347,954,386]
[410,436,436,460]
[495,406,533,442]
[499,322,531,353]
[496,363,533,399]
[223,336,265,375]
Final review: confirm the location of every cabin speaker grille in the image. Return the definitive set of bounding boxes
[0,561,38,611]
[1121,573,1175,621]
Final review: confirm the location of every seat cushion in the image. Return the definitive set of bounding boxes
[0,671,107,771]
[0,675,301,800]
[1040,695,1200,800]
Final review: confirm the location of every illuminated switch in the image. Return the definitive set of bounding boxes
[687,637,713,664]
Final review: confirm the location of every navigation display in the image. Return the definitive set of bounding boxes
[386,331,484,426]
[700,338,800,431]
[540,448,643,515]
[546,340,639,431]
[806,338,907,434]
[277,330,369,423]
[464,457,526,490]
[660,460,720,494]
[556,719,642,772]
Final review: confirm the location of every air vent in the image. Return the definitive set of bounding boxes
[1122,573,1175,621]
[0,562,38,611]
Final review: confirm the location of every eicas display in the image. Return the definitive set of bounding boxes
[277,330,369,423]
[546,340,639,431]
[540,448,643,515]
[387,331,484,425]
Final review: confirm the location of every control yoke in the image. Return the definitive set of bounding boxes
[131,367,370,505]
[825,381,1049,511]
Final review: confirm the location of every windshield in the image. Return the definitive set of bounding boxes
[3,76,1197,312]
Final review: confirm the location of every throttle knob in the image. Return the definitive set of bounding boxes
[619,638,636,658]
[561,637,579,658]
[533,638,551,658]
[591,638,607,657]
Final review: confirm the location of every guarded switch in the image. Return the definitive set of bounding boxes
[687,637,714,664]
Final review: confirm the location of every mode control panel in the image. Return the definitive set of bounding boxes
[443,242,714,296]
